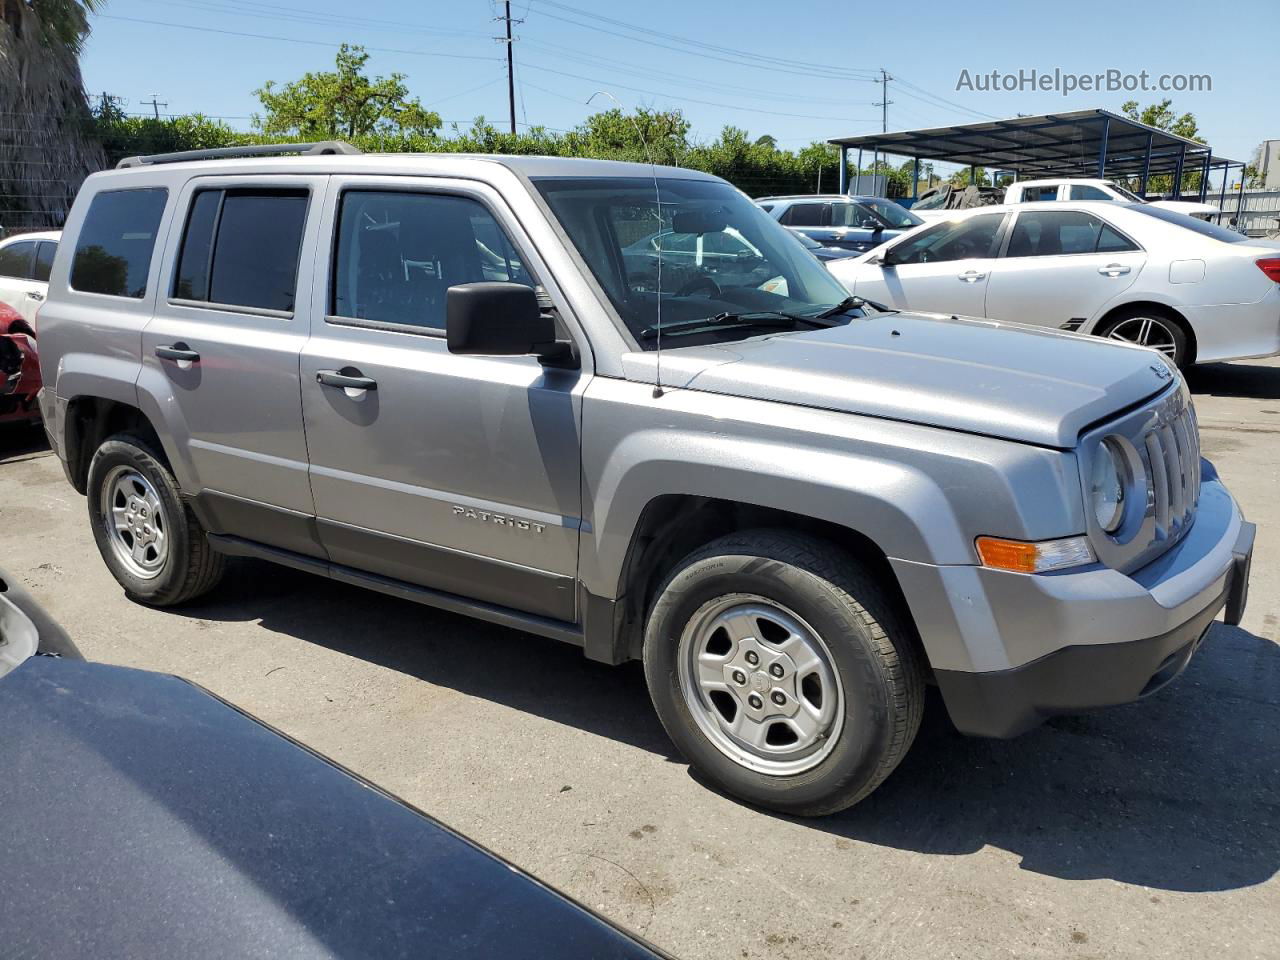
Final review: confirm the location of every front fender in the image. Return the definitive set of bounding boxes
[579,379,1085,601]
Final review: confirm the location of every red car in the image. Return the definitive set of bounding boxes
[0,302,40,425]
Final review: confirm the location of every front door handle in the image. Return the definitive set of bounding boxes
[1099,263,1131,277]
[316,369,378,392]
[26,291,44,302]
[958,270,986,282]
[155,343,200,363]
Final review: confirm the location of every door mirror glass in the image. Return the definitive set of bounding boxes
[446,281,554,357]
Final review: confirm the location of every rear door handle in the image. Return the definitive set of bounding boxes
[25,291,44,302]
[155,343,200,363]
[316,369,377,392]
[958,270,986,282]
[1099,263,1131,277]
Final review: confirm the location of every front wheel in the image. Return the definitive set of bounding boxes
[643,531,925,816]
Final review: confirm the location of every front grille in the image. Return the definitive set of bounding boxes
[1081,381,1202,573]
[1141,400,1200,539]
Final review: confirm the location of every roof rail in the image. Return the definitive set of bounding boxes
[116,140,362,169]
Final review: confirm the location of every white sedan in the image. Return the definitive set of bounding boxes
[0,230,59,326]
[827,202,1280,368]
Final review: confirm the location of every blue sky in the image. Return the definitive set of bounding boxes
[81,0,1277,174]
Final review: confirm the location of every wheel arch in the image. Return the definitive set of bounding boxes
[63,396,170,495]
[1087,300,1198,365]
[596,494,928,673]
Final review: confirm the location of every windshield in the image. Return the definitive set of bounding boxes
[858,198,922,228]
[533,176,855,347]
[1124,204,1247,242]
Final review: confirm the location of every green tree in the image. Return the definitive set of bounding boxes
[1120,99,1205,194]
[254,44,440,139]
[948,166,990,187]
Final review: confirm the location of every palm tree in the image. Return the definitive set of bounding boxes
[1,0,107,234]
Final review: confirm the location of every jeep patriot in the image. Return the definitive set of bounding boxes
[36,143,1254,814]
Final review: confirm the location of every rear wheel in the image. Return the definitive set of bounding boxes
[643,530,925,816]
[87,434,224,605]
[1096,307,1190,368]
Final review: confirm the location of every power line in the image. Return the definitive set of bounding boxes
[529,7,876,84]
[518,60,871,123]
[96,14,502,62]
[533,0,880,81]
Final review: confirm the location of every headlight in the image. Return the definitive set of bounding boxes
[1089,439,1126,533]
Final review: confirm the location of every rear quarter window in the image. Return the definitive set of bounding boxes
[70,188,168,298]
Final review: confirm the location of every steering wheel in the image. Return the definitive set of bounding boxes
[674,275,721,298]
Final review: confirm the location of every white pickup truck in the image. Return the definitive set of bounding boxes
[912,178,1219,222]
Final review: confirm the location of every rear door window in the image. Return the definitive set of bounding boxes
[782,203,825,227]
[174,189,309,312]
[0,240,36,279]
[32,241,57,283]
[1004,210,1138,257]
[70,188,168,298]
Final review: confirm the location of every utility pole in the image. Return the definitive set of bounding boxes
[871,69,893,196]
[494,1,522,135]
[141,94,167,120]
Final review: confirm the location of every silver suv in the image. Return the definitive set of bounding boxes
[37,144,1254,815]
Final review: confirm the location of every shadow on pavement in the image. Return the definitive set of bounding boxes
[182,560,675,758]
[180,561,1279,894]
[0,422,48,463]
[1186,361,1280,400]
[827,622,1280,893]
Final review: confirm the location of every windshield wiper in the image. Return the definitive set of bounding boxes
[813,295,897,319]
[638,310,839,340]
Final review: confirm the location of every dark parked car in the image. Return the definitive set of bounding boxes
[0,577,667,959]
[790,229,864,262]
[756,194,922,252]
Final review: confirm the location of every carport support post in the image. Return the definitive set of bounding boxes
[1217,162,1229,224]
[912,156,920,200]
[1235,164,1247,228]
[1096,116,1110,178]
[854,147,863,194]
[1139,133,1153,198]
[969,164,976,185]
[838,145,848,195]
[1173,143,1186,200]
[1198,154,1211,202]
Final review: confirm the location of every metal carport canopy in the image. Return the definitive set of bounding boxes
[828,108,1242,199]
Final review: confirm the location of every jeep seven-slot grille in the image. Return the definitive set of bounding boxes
[1142,401,1200,538]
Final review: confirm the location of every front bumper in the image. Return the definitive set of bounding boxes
[892,470,1254,738]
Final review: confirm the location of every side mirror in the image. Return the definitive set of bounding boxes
[877,247,898,267]
[446,282,574,365]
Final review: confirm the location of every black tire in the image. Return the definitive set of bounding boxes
[1095,306,1191,369]
[86,433,225,605]
[643,530,925,816]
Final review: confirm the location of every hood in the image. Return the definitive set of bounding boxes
[622,312,1176,448]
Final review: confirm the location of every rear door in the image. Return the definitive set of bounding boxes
[852,211,1007,316]
[139,175,325,555]
[983,209,1145,328]
[298,177,586,622]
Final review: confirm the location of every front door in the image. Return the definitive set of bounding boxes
[139,175,325,555]
[853,211,1008,317]
[299,178,586,623]
[984,209,1145,328]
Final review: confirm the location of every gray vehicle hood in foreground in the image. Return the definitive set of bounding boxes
[626,313,1174,448]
